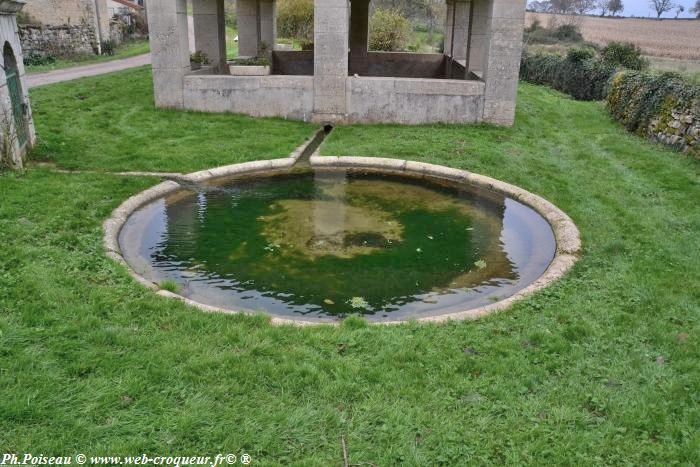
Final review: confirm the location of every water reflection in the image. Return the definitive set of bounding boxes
[119,170,555,322]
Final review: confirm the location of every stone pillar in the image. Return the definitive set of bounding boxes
[480,0,526,125]
[147,0,191,109]
[94,0,110,49]
[192,0,227,72]
[0,2,37,168]
[452,1,471,62]
[237,0,260,57]
[467,0,490,76]
[313,0,349,121]
[443,1,454,57]
[349,0,370,75]
[260,0,276,56]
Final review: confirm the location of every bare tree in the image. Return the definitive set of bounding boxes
[527,0,552,12]
[692,0,700,18]
[609,0,624,16]
[572,0,596,14]
[597,0,610,16]
[674,4,684,17]
[649,0,677,18]
[549,0,574,13]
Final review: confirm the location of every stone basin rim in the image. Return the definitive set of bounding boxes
[103,156,582,326]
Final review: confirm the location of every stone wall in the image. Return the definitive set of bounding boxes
[648,106,700,159]
[346,76,485,124]
[19,24,98,57]
[22,0,108,31]
[183,74,315,121]
[608,71,699,159]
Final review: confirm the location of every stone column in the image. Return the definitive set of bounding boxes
[147,0,191,108]
[260,0,276,56]
[349,0,370,75]
[480,0,526,125]
[94,0,110,49]
[452,0,471,62]
[192,0,227,72]
[313,0,349,121]
[237,0,260,57]
[443,0,454,57]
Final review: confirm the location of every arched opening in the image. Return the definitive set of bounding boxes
[3,42,27,147]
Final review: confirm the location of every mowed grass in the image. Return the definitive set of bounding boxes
[1,69,699,464]
[28,67,314,173]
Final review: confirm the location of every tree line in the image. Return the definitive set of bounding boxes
[528,0,700,19]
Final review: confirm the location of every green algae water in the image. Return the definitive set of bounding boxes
[120,170,556,322]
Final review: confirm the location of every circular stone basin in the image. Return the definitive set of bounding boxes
[118,169,558,323]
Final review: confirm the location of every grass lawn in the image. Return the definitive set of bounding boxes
[25,40,151,75]
[2,68,698,464]
[28,67,314,173]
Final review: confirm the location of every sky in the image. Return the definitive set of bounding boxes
[622,0,697,18]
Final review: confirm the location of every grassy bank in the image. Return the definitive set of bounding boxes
[2,68,698,464]
[26,40,151,75]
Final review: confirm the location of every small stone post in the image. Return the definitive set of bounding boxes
[259,0,276,57]
[349,0,370,75]
[0,0,36,169]
[313,0,349,121]
[451,0,471,62]
[192,0,227,72]
[237,0,260,57]
[479,0,526,125]
[147,0,190,108]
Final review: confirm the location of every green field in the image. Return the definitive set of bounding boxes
[1,67,697,464]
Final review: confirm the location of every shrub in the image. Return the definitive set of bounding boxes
[101,40,116,56]
[602,42,649,71]
[277,0,314,43]
[554,24,583,42]
[24,51,56,67]
[525,18,543,34]
[369,8,411,52]
[566,46,596,63]
[190,51,210,65]
[524,23,585,46]
[520,51,618,100]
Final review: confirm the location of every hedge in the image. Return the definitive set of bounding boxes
[519,50,618,101]
[608,71,700,158]
[520,49,699,158]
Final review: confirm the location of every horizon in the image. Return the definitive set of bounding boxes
[529,0,698,19]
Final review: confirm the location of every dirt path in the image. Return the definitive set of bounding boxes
[26,16,198,89]
[26,53,152,89]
